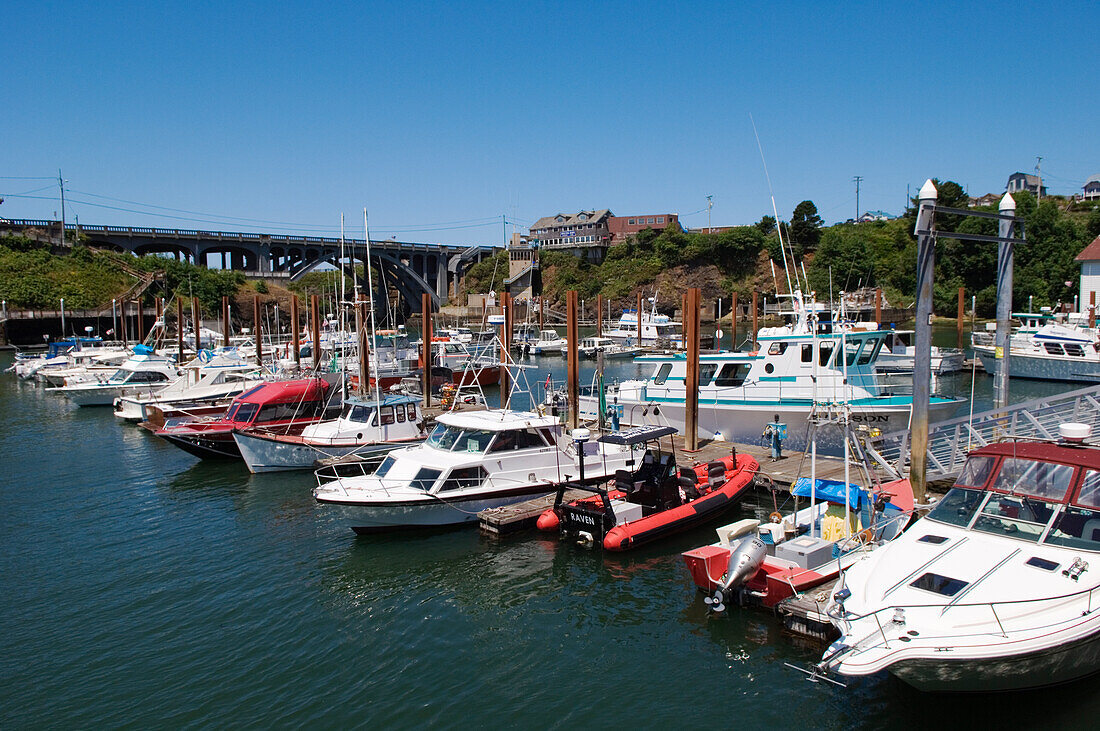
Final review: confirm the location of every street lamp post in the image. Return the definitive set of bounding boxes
[112,299,118,340]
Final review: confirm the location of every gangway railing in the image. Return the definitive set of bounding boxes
[865,383,1100,482]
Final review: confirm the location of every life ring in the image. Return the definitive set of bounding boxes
[768,511,783,524]
[198,349,211,363]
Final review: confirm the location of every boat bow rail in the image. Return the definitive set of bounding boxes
[865,384,1100,482]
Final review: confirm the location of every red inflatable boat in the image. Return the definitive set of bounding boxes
[536,426,759,551]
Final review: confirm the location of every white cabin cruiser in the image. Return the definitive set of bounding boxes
[530,329,566,355]
[582,328,961,456]
[604,307,683,348]
[313,410,635,532]
[973,320,1100,382]
[234,393,426,473]
[113,350,265,421]
[876,330,965,375]
[820,427,1100,691]
[53,348,180,406]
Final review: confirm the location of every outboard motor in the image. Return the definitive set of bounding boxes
[705,534,767,613]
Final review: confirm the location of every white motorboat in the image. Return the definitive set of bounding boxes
[38,348,133,387]
[313,410,635,532]
[876,330,965,374]
[561,336,642,360]
[973,319,1100,382]
[113,350,266,421]
[53,348,180,406]
[819,425,1100,691]
[604,298,684,349]
[233,393,426,473]
[581,326,961,456]
[530,329,566,355]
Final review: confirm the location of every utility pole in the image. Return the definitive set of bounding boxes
[853,176,863,221]
[1035,156,1043,200]
[706,195,713,233]
[58,169,66,247]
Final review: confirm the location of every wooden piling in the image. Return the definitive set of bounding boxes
[636,291,642,345]
[357,301,369,398]
[566,291,579,429]
[596,294,602,338]
[751,290,759,351]
[731,291,738,351]
[253,295,262,366]
[290,295,301,369]
[222,295,231,347]
[421,293,432,406]
[191,297,201,354]
[175,298,184,362]
[957,287,965,350]
[135,300,143,344]
[500,294,513,407]
[875,287,882,326]
[310,294,321,370]
[684,288,701,451]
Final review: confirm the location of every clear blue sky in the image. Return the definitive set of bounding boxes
[3,1,1098,245]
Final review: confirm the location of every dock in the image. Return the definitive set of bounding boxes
[476,434,853,535]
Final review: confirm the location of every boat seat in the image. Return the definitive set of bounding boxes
[707,461,727,488]
[614,469,637,494]
[1083,518,1100,542]
[716,518,761,548]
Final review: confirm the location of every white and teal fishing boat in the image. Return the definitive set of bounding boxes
[580,293,961,456]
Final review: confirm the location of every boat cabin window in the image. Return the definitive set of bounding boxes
[1064,343,1085,357]
[1075,469,1100,509]
[438,466,487,492]
[653,363,673,385]
[489,428,547,452]
[343,404,376,424]
[229,402,260,424]
[374,455,396,477]
[818,342,834,367]
[801,344,813,363]
[857,337,882,365]
[1043,342,1064,356]
[405,403,418,421]
[767,342,788,356]
[379,406,396,425]
[698,363,717,385]
[972,494,1055,542]
[990,458,1075,501]
[426,424,494,453]
[257,400,323,423]
[954,456,996,488]
[714,363,749,387]
[410,467,442,492]
[1045,508,1100,551]
[132,370,170,383]
[926,487,984,528]
[842,339,863,367]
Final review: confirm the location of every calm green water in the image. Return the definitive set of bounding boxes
[3,347,1099,729]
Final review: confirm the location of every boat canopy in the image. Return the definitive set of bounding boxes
[598,425,677,445]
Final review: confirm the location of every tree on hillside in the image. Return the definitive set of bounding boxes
[714,227,765,275]
[755,215,776,236]
[788,200,822,259]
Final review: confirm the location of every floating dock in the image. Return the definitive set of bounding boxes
[476,434,853,535]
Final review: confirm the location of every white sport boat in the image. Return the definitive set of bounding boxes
[113,350,266,421]
[819,424,1100,691]
[313,410,636,532]
[604,299,684,348]
[53,348,180,406]
[973,319,1100,382]
[530,329,566,355]
[876,330,965,374]
[234,393,426,473]
[582,326,961,456]
[564,336,642,360]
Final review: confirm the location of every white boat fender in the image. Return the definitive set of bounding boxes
[705,534,767,613]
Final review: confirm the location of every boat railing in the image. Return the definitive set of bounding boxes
[865,383,1100,482]
[314,456,387,487]
[831,578,1100,643]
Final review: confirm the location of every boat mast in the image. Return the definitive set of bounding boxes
[364,209,382,406]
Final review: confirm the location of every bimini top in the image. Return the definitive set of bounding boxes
[953,440,1100,509]
[436,409,558,432]
[599,425,677,445]
[234,378,330,406]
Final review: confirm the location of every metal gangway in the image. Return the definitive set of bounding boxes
[865,384,1100,482]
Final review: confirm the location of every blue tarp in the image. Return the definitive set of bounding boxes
[791,477,865,508]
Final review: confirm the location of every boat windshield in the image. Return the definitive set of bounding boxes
[972,493,1056,542]
[426,423,495,453]
[925,487,984,528]
[229,403,259,424]
[342,403,376,425]
[990,457,1075,502]
[1044,469,1100,551]
[108,368,131,383]
[375,455,396,477]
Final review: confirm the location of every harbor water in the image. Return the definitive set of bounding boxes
[3,340,1100,728]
